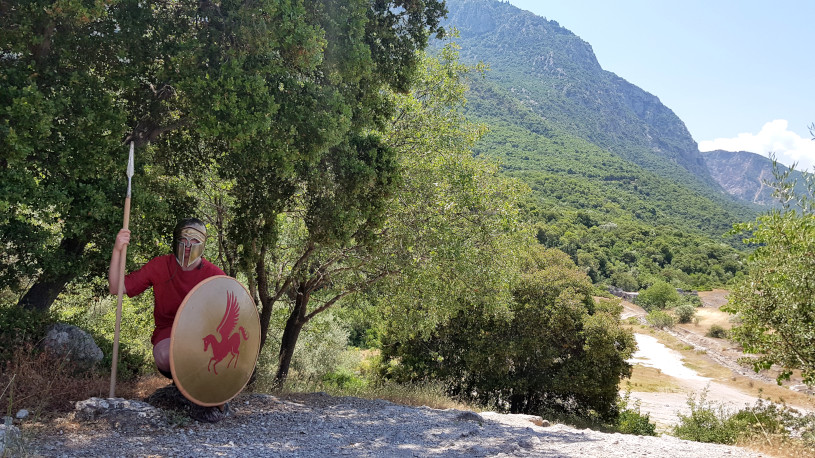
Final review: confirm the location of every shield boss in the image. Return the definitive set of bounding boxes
[170,275,260,406]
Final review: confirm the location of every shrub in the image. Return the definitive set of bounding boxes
[673,390,738,444]
[674,303,697,324]
[615,391,657,436]
[610,272,639,292]
[675,391,815,446]
[381,247,636,420]
[706,325,728,339]
[645,310,676,329]
[637,281,680,310]
[0,304,53,362]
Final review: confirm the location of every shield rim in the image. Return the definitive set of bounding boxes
[169,275,260,407]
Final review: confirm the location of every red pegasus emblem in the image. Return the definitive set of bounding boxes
[203,291,249,375]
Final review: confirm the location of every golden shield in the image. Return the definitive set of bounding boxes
[170,275,260,406]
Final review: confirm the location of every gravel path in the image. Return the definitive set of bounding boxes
[19,392,766,457]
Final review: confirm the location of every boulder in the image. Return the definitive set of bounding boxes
[41,323,104,368]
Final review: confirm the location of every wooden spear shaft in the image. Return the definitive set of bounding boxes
[110,142,134,398]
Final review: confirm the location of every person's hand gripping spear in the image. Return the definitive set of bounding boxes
[109,142,134,397]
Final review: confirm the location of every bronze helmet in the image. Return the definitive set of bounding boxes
[173,218,207,268]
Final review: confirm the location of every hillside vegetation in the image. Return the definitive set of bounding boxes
[439,0,759,289]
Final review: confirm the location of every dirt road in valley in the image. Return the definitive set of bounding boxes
[617,289,814,429]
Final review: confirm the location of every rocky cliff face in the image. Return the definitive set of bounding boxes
[701,150,800,206]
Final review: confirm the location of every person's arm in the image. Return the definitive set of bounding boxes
[108,228,130,295]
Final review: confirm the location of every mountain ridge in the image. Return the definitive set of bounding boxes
[439,0,759,237]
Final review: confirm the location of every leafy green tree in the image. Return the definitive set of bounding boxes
[237,39,529,386]
[726,159,815,384]
[636,280,679,310]
[383,246,636,420]
[0,0,195,311]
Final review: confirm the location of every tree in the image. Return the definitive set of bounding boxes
[726,158,815,384]
[382,246,636,419]
[0,0,193,311]
[177,1,449,387]
[636,280,679,310]
[242,39,527,387]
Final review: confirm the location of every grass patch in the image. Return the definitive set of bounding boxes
[622,366,684,393]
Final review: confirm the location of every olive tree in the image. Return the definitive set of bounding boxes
[726,158,815,384]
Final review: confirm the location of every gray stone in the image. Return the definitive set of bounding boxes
[519,435,541,449]
[42,323,103,367]
[0,423,21,455]
[15,409,28,420]
[455,411,485,423]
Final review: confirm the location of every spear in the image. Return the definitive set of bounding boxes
[110,141,134,398]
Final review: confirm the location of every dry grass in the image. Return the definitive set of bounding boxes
[0,345,165,420]
[678,307,734,333]
[622,365,685,393]
[341,381,475,411]
[738,435,815,458]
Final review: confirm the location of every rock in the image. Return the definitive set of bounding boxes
[15,409,28,420]
[519,435,541,449]
[42,323,103,368]
[455,411,485,423]
[74,397,169,432]
[0,423,21,455]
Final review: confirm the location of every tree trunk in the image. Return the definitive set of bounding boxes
[273,284,310,389]
[17,273,75,313]
[18,235,86,312]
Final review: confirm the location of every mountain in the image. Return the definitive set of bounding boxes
[437,0,759,236]
[702,150,806,206]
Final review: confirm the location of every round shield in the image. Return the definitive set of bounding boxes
[169,275,261,406]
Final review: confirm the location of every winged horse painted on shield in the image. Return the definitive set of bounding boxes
[203,291,249,375]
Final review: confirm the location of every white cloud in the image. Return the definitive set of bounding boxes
[698,120,815,171]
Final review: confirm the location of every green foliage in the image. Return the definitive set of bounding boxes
[674,391,815,446]
[382,246,636,420]
[615,391,657,436]
[51,278,153,379]
[674,303,697,324]
[0,303,53,362]
[706,325,728,339]
[637,281,680,310]
[726,161,815,384]
[645,310,676,329]
[673,390,739,444]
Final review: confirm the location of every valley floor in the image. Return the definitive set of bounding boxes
[618,290,815,430]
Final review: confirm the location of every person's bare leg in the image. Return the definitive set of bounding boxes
[153,338,172,378]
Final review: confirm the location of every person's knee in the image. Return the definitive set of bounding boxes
[153,338,171,372]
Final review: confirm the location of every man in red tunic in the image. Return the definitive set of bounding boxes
[108,218,225,378]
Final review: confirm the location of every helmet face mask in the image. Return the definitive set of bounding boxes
[173,219,207,268]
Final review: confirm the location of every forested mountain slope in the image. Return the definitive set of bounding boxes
[438,0,758,237]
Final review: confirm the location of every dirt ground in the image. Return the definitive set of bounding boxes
[607,290,815,430]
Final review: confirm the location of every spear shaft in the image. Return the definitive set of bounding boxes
[110,142,134,398]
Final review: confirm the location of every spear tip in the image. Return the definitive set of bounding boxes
[127,141,134,178]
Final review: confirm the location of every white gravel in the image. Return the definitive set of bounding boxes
[21,392,766,457]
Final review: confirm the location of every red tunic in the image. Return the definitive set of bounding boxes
[125,254,225,345]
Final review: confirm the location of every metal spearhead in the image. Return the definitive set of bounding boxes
[126,141,134,197]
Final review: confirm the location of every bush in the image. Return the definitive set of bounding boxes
[645,310,676,329]
[381,247,637,420]
[0,304,53,363]
[673,390,738,444]
[615,391,657,436]
[706,325,728,339]
[637,281,680,310]
[674,303,697,324]
[675,391,815,446]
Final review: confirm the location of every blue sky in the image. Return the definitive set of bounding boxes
[504,1,815,170]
